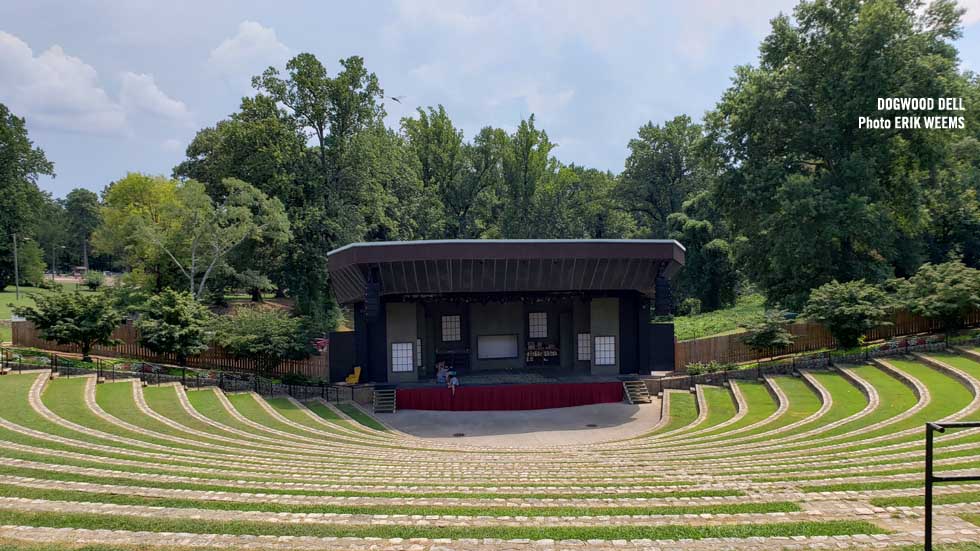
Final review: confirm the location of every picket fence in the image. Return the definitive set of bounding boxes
[11,320,328,380]
[674,309,980,371]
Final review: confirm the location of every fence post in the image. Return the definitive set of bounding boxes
[182,367,186,387]
[925,423,935,551]
[219,372,224,391]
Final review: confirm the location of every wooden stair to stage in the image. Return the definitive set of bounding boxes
[373,387,397,413]
[622,380,652,404]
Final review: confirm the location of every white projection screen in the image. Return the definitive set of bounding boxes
[477,335,519,359]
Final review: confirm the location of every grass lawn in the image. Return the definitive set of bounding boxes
[0,483,780,517]
[673,293,765,341]
[0,510,888,541]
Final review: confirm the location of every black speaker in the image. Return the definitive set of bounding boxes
[654,276,672,316]
[365,282,381,321]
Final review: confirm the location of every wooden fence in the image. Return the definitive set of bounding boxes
[674,309,980,371]
[11,321,328,380]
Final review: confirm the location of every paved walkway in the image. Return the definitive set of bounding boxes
[384,401,661,447]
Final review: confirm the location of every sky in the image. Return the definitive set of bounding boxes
[2,0,979,199]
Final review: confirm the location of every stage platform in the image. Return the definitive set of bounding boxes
[394,371,631,411]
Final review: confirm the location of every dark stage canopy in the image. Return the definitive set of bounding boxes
[327,239,685,305]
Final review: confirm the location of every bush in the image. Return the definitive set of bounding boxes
[685,360,735,375]
[282,372,312,386]
[679,297,702,316]
[213,306,309,375]
[803,280,892,348]
[84,271,105,290]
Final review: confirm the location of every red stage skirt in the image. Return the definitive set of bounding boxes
[396,382,624,411]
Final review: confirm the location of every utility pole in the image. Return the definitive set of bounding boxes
[13,233,20,301]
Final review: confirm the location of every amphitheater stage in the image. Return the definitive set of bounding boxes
[384,401,661,447]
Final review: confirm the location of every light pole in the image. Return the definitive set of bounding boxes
[12,234,31,301]
[51,244,65,281]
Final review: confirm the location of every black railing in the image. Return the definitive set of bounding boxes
[924,421,980,551]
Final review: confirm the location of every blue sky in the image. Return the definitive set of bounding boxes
[2,0,978,198]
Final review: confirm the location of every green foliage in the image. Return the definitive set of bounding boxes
[674,293,765,341]
[710,0,971,309]
[213,306,309,374]
[63,188,101,270]
[136,289,214,365]
[11,240,45,287]
[803,280,893,348]
[685,360,737,375]
[679,297,702,316]
[83,271,104,291]
[902,259,980,331]
[96,174,290,299]
[740,310,795,359]
[0,103,53,290]
[618,115,714,238]
[12,290,122,360]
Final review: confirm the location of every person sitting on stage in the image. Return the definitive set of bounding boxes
[447,371,459,396]
[436,361,449,383]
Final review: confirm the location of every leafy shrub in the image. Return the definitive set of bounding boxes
[679,298,702,316]
[84,271,105,290]
[282,372,312,386]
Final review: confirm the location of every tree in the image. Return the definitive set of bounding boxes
[740,310,796,360]
[902,259,980,333]
[667,190,738,311]
[136,289,214,366]
[63,188,102,271]
[213,306,308,375]
[83,270,105,291]
[252,54,383,187]
[710,0,969,309]
[618,115,713,238]
[14,291,122,361]
[0,103,53,289]
[93,173,182,292]
[498,115,557,238]
[96,175,290,299]
[803,280,893,348]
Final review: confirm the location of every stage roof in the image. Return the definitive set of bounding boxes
[326,239,685,304]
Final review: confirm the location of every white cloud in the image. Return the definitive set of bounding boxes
[120,72,192,126]
[209,21,290,75]
[161,138,183,153]
[962,0,980,25]
[0,31,126,135]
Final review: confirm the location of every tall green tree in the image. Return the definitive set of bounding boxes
[14,291,122,361]
[95,175,290,299]
[498,115,556,238]
[710,0,969,309]
[0,103,53,289]
[667,190,739,311]
[618,115,713,238]
[63,188,101,271]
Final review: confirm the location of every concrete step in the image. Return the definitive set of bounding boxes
[373,389,397,414]
[623,380,652,405]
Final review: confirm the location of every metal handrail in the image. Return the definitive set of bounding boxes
[925,421,980,550]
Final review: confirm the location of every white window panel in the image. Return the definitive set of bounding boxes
[528,312,547,338]
[594,336,616,366]
[577,333,591,361]
[391,342,414,372]
[441,315,461,341]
